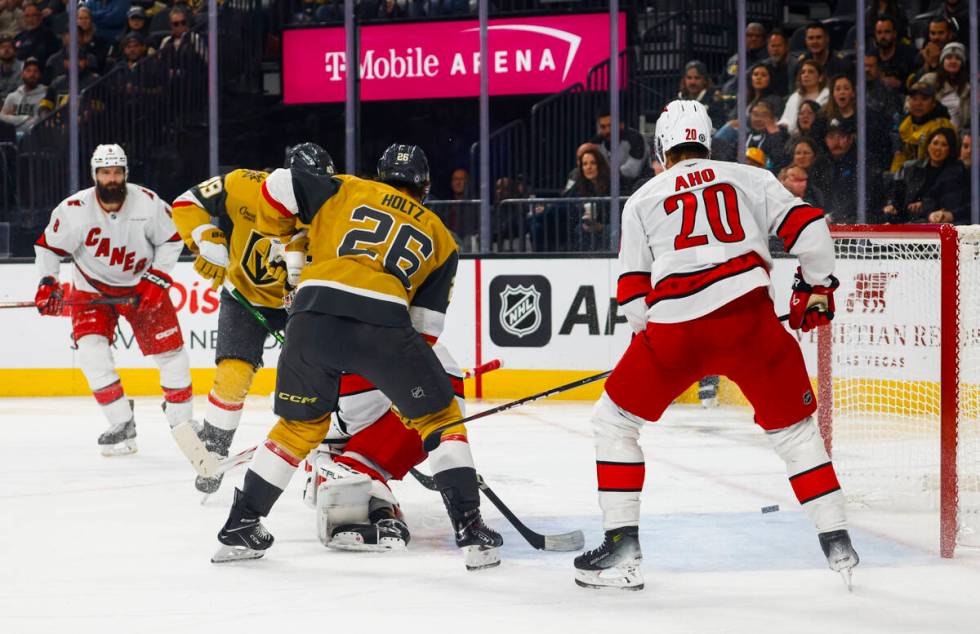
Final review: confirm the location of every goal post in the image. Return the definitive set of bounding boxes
[820,224,980,558]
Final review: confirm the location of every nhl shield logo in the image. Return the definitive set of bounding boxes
[499,284,542,338]
[489,275,552,347]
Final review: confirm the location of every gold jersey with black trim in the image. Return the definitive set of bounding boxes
[256,170,458,340]
[172,168,288,309]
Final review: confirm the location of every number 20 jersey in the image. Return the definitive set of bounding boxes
[617,159,835,329]
[257,169,459,340]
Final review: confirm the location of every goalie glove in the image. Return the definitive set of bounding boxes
[191,225,229,291]
[35,276,65,316]
[789,267,840,332]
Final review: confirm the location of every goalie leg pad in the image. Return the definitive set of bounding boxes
[591,392,646,531]
[766,417,847,533]
[314,455,373,546]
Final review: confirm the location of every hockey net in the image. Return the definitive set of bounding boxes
[820,225,980,557]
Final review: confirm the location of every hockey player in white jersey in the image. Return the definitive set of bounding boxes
[301,342,466,552]
[573,101,858,590]
[33,144,194,455]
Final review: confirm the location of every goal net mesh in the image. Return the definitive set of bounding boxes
[828,227,980,548]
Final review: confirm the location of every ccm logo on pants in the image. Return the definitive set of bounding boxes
[278,392,318,404]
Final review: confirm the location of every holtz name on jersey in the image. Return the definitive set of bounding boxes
[35,184,183,293]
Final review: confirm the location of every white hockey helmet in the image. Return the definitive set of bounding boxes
[90,143,128,182]
[654,100,713,165]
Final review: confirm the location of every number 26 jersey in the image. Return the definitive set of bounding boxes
[257,169,459,340]
[617,159,835,329]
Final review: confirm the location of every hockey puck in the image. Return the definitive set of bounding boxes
[761,505,780,514]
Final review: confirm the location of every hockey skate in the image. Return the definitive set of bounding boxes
[329,506,411,552]
[211,489,274,563]
[452,508,503,570]
[98,419,137,456]
[819,529,859,591]
[574,526,644,591]
[195,423,235,495]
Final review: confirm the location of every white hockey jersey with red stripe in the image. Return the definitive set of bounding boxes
[616,159,834,329]
[34,184,183,293]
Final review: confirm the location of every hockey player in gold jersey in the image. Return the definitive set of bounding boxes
[172,143,335,494]
[212,144,503,570]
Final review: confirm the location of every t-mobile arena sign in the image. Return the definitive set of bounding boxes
[282,13,626,104]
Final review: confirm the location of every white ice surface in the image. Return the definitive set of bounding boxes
[2,397,979,634]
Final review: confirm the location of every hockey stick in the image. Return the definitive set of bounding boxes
[230,288,285,344]
[178,358,506,478]
[0,296,139,309]
[409,468,584,552]
[422,370,612,452]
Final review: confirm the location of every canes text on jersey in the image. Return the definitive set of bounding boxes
[84,227,148,274]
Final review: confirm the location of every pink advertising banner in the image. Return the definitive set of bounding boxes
[282,13,626,104]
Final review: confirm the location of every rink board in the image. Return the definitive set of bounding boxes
[0,258,942,408]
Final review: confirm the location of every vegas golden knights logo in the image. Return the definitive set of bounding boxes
[241,230,278,286]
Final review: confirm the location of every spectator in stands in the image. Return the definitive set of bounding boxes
[591,110,649,193]
[563,142,600,192]
[766,28,791,96]
[930,0,969,47]
[961,130,972,168]
[873,15,917,93]
[787,137,817,173]
[159,6,205,77]
[779,60,828,135]
[745,98,788,172]
[788,23,849,86]
[0,56,44,132]
[114,32,160,93]
[925,15,955,51]
[814,75,856,143]
[37,50,99,114]
[677,60,726,129]
[376,0,427,19]
[108,6,154,62]
[442,167,478,245]
[493,175,530,252]
[720,22,768,99]
[865,54,903,135]
[566,147,611,251]
[883,127,967,224]
[921,42,971,130]
[865,1,909,41]
[726,61,783,121]
[811,117,876,224]
[790,99,821,143]
[76,6,111,72]
[14,3,61,63]
[0,34,22,100]
[293,0,341,24]
[32,0,64,25]
[891,82,955,172]
[909,41,942,88]
[84,0,129,41]
[0,0,23,39]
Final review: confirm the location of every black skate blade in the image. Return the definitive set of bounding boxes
[544,530,585,552]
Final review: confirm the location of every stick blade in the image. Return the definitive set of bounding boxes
[171,422,220,477]
[544,530,585,552]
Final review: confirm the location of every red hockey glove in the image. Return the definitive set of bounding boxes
[35,276,64,316]
[137,268,173,308]
[789,267,839,332]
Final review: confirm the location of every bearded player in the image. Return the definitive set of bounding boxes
[573,101,858,590]
[33,144,193,455]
